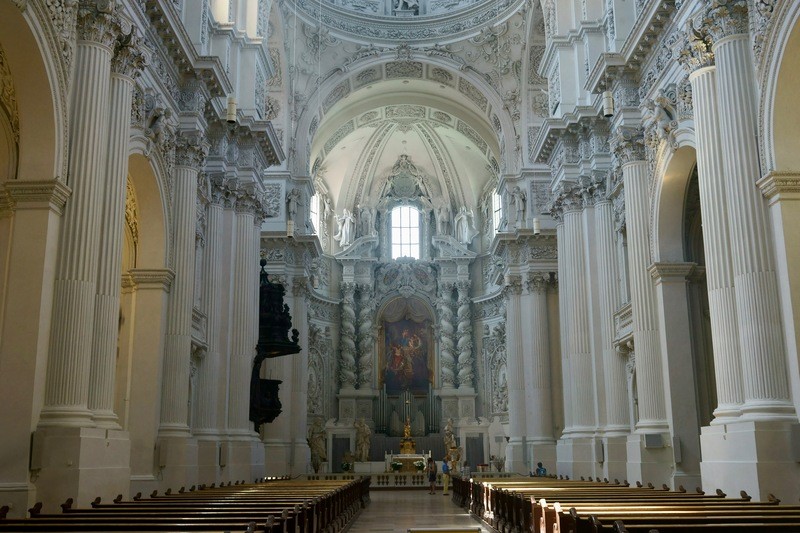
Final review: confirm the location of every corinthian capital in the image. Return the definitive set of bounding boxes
[174,132,209,168]
[706,0,749,42]
[676,24,715,74]
[610,128,646,166]
[77,0,119,48]
[503,274,523,298]
[111,27,147,79]
[526,272,549,293]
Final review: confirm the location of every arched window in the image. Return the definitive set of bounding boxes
[492,191,503,234]
[390,205,421,259]
[309,194,320,234]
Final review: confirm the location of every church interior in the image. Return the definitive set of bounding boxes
[2,0,800,527]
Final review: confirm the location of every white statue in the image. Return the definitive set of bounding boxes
[443,418,456,451]
[307,419,327,472]
[286,188,302,221]
[322,195,332,225]
[355,418,372,462]
[334,208,355,247]
[358,204,374,237]
[511,186,526,228]
[454,206,475,245]
[437,205,451,236]
[395,0,419,10]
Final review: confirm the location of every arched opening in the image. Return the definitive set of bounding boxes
[682,166,715,427]
[117,151,170,487]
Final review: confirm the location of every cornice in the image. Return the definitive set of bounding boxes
[648,261,696,282]
[757,171,800,203]
[128,268,175,291]
[140,0,232,98]
[585,0,679,95]
[4,179,72,216]
[530,106,600,164]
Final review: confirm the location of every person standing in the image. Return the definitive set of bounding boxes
[441,455,451,495]
[426,457,437,494]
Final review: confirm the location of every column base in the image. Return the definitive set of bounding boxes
[31,427,130,512]
[700,420,800,502]
[156,435,198,492]
[0,483,35,519]
[224,438,266,483]
[264,440,292,476]
[527,440,557,476]
[626,433,674,487]
[196,437,222,486]
[556,436,597,480]
[505,437,527,475]
[600,436,629,483]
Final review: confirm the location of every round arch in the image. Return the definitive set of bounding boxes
[760,1,800,173]
[652,143,697,263]
[0,2,65,183]
[126,150,169,268]
[293,54,518,176]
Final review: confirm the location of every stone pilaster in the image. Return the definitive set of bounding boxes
[227,192,259,437]
[504,274,526,474]
[159,133,208,437]
[707,0,794,419]
[553,208,573,434]
[562,191,595,434]
[612,129,672,486]
[438,283,456,388]
[612,129,668,432]
[39,1,119,428]
[455,280,474,389]
[594,192,630,435]
[89,30,146,428]
[682,42,744,422]
[194,183,225,437]
[339,282,357,390]
[524,272,556,471]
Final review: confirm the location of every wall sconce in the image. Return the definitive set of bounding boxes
[602,90,615,118]
[226,95,237,123]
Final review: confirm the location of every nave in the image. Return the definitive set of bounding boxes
[348,490,490,533]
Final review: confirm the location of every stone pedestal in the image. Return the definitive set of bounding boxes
[700,421,800,502]
[556,437,597,479]
[626,433,673,487]
[156,435,198,491]
[601,436,629,482]
[31,427,130,512]
[225,439,266,483]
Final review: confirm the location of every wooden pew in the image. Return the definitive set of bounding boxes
[0,477,370,533]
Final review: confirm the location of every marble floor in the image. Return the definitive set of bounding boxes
[348,489,492,532]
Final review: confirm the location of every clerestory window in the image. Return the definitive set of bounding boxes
[309,194,320,234]
[390,205,421,259]
[492,191,503,234]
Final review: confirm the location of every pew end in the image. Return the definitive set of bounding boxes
[59,498,73,512]
[28,502,42,517]
[740,490,752,502]
[90,497,101,508]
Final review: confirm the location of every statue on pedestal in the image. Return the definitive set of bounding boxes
[307,419,327,473]
[355,418,372,462]
[400,416,416,454]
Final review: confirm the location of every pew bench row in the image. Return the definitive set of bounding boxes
[0,477,370,533]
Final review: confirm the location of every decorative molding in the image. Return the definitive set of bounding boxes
[4,179,72,216]
[128,268,175,291]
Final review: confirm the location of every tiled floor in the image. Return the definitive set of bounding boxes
[347,489,492,532]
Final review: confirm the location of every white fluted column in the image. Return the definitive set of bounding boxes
[159,134,207,436]
[438,283,456,388]
[682,48,745,421]
[562,197,596,433]
[39,6,118,427]
[708,2,794,419]
[357,285,375,388]
[227,196,259,436]
[456,280,474,389]
[524,273,554,442]
[88,33,146,428]
[339,283,357,389]
[554,213,573,433]
[614,131,668,431]
[194,189,224,435]
[504,275,527,473]
[595,195,630,434]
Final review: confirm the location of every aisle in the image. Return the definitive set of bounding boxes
[348,489,491,532]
